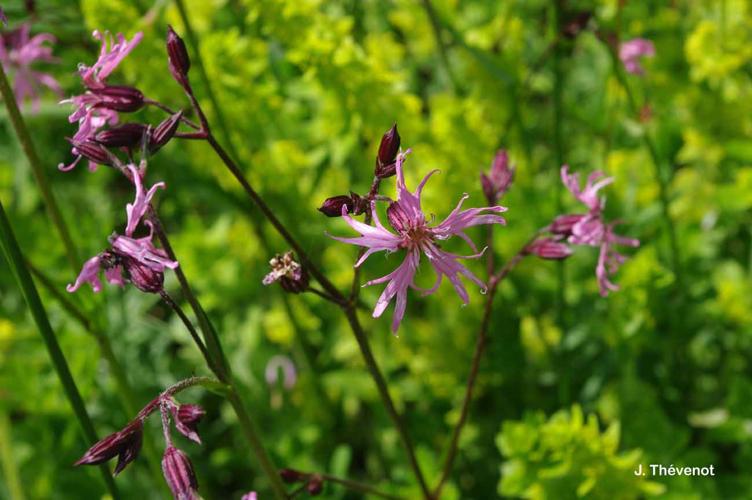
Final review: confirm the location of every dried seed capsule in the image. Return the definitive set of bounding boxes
[95,123,148,148]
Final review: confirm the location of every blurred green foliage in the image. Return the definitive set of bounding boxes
[1,0,752,498]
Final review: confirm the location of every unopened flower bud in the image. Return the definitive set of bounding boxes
[526,238,573,260]
[122,256,165,293]
[280,468,308,484]
[263,252,309,293]
[95,123,148,148]
[150,111,183,153]
[91,85,145,112]
[162,446,199,500]
[375,124,400,178]
[318,193,366,217]
[307,474,324,496]
[75,420,143,476]
[480,150,515,204]
[174,404,205,444]
[549,214,584,236]
[67,138,113,166]
[167,26,191,89]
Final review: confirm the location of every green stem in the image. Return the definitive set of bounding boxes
[342,307,432,499]
[0,62,79,271]
[552,0,567,328]
[609,47,682,286]
[420,0,459,92]
[0,200,119,499]
[0,411,26,500]
[26,262,169,495]
[149,221,288,500]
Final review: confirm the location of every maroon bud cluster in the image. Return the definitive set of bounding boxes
[280,468,308,484]
[76,383,206,498]
[375,123,400,178]
[74,420,143,476]
[166,25,191,90]
[318,192,367,218]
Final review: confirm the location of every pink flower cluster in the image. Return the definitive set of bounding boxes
[59,30,143,171]
[0,22,62,111]
[67,163,178,294]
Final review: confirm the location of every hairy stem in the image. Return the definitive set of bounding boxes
[0,201,119,499]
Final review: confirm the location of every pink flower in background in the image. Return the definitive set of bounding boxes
[619,38,655,75]
[332,151,506,333]
[67,164,177,294]
[59,30,143,171]
[555,165,639,296]
[480,149,515,204]
[241,493,258,500]
[0,23,62,112]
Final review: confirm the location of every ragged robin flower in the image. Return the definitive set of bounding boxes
[331,150,506,333]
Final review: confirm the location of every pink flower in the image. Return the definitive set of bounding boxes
[59,30,143,171]
[67,165,177,294]
[619,38,655,75]
[332,151,506,333]
[557,165,639,296]
[79,30,143,89]
[241,493,258,500]
[480,149,515,204]
[0,23,62,112]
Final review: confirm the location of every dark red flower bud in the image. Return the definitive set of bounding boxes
[91,85,145,112]
[280,468,308,484]
[149,111,183,154]
[374,124,400,179]
[162,446,199,500]
[167,26,191,89]
[526,238,573,260]
[174,404,205,444]
[95,123,148,148]
[481,150,515,204]
[318,193,366,217]
[75,420,143,476]
[376,123,400,173]
[122,256,165,293]
[67,138,113,166]
[307,474,324,496]
[549,214,584,236]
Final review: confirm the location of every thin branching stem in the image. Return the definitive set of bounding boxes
[320,473,405,500]
[433,232,540,497]
[0,200,120,499]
